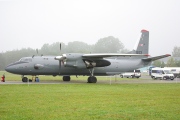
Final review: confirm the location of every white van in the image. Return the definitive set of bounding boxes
[151,68,174,80]
[164,67,180,78]
[120,70,141,78]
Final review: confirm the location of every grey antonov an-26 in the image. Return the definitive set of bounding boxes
[5,30,170,83]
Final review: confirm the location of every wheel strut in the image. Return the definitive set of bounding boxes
[89,68,94,77]
[87,68,97,83]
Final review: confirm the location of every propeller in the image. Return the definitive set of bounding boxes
[54,43,66,74]
[55,54,66,74]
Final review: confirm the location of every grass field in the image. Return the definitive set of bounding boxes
[0,83,180,120]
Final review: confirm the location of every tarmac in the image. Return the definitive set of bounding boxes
[1,75,180,85]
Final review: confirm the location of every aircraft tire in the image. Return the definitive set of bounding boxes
[22,77,28,82]
[120,75,123,78]
[87,76,97,83]
[63,76,70,81]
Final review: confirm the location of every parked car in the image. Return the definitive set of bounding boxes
[120,70,141,78]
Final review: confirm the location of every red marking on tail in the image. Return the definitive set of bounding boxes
[141,29,149,32]
[144,54,150,56]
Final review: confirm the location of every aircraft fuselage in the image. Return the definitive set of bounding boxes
[5,55,151,76]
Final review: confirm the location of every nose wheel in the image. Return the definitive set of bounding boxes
[22,77,28,82]
[87,68,97,83]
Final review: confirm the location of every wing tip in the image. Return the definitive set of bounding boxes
[166,54,171,56]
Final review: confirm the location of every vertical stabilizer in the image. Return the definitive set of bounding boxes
[128,29,149,54]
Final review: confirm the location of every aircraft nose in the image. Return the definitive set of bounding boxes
[5,64,14,73]
[5,65,11,72]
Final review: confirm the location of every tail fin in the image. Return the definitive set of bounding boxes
[128,29,149,54]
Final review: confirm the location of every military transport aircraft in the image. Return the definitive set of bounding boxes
[5,30,170,83]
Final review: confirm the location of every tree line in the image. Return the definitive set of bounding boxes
[1,36,180,70]
[153,46,180,67]
[0,36,128,70]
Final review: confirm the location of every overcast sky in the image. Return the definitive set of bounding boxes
[0,0,180,56]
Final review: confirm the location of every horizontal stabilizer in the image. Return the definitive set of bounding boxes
[142,54,171,61]
[83,53,149,58]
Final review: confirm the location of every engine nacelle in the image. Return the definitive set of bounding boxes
[83,59,111,68]
[55,53,111,68]
[94,59,111,67]
[63,53,86,68]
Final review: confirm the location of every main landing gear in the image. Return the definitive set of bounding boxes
[62,68,97,83]
[87,76,97,83]
[63,76,70,81]
[87,68,97,83]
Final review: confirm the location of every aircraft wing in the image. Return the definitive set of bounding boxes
[82,53,149,58]
[142,54,171,61]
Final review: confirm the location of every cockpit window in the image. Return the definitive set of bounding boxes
[19,58,32,62]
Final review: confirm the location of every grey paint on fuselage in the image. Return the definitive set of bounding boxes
[6,55,151,76]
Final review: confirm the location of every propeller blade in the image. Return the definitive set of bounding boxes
[55,55,66,61]
[55,56,62,60]
[59,60,61,74]
[60,43,61,51]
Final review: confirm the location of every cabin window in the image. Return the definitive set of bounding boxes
[19,58,32,62]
